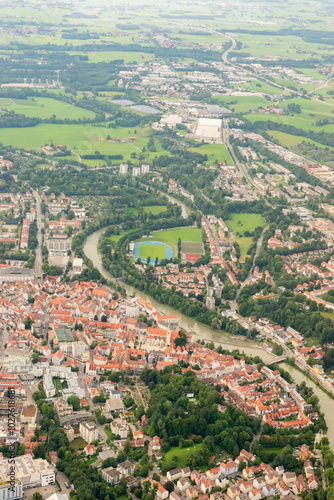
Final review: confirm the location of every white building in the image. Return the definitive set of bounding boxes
[141,164,150,174]
[73,258,84,275]
[120,164,128,174]
[195,118,222,141]
[80,421,98,444]
[132,167,141,177]
[0,456,55,490]
[43,373,56,398]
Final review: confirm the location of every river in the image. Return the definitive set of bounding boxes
[84,228,275,361]
[83,193,334,448]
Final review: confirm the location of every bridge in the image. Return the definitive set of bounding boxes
[266,356,287,366]
[59,411,92,425]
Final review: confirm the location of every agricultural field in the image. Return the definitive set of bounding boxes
[215,95,271,114]
[226,213,266,236]
[67,51,154,64]
[0,97,96,120]
[247,97,334,134]
[0,123,159,160]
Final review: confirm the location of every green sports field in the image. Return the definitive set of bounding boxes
[226,213,266,236]
[138,243,167,261]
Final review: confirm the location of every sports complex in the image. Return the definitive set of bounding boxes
[135,241,173,263]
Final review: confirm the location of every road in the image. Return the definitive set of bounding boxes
[229,224,269,311]
[222,34,237,64]
[223,120,273,208]
[33,191,43,280]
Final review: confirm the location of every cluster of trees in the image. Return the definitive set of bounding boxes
[141,366,260,469]
[238,281,334,344]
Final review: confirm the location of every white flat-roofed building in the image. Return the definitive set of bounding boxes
[0,456,55,489]
[73,258,84,275]
[195,118,222,141]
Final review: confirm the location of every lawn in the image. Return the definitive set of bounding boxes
[107,228,137,244]
[164,444,203,468]
[152,227,202,253]
[226,213,266,236]
[142,205,167,215]
[233,237,253,263]
[0,97,96,120]
[53,377,62,393]
[321,311,334,322]
[138,242,167,261]
[69,437,87,451]
[130,205,167,216]
[189,144,233,165]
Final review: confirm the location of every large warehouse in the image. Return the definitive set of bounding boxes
[195,117,222,141]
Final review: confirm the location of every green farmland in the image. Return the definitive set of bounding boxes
[0,97,96,120]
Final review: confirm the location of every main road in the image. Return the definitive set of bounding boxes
[33,191,43,280]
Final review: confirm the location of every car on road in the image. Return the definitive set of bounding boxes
[64,482,69,489]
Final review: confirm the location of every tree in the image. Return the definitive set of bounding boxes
[24,316,33,330]
[32,493,43,500]
[164,481,174,493]
[67,395,81,411]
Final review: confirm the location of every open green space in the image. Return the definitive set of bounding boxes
[233,237,253,263]
[321,311,334,322]
[67,51,154,64]
[138,243,167,261]
[269,130,334,152]
[215,95,270,114]
[189,143,233,165]
[164,444,203,468]
[141,205,167,215]
[136,227,202,254]
[226,213,266,236]
[69,437,88,451]
[0,123,149,158]
[0,97,96,119]
[247,97,334,134]
[236,80,281,95]
[107,228,137,244]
